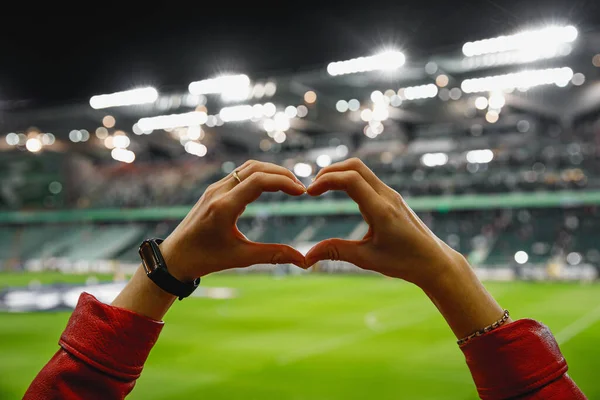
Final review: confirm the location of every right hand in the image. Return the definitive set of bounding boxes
[159,160,307,281]
[305,158,465,289]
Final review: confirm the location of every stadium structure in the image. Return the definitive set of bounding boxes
[2,25,599,282]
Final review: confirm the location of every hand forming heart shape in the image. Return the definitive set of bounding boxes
[160,158,463,289]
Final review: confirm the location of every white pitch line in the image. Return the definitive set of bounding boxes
[555,303,600,345]
[277,285,521,366]
[277,308,436,365]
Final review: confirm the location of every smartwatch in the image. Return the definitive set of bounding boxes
[138,238,200,300]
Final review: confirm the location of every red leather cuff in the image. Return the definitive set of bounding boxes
[59,292,164,381]
[461,319,568,400]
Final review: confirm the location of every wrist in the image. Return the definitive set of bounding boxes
[411,247,469,294]
[112,265,177,320]
[418,251,508,339]
[158,238,198,283]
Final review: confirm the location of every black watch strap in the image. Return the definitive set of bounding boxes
[149,266,199,300]
[139,238,200,300]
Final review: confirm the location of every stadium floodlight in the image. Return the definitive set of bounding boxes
[112,135,130,149]
[111,148,135,163]
[347,99,360,111]
[485,110,499,124]
[488,92,506,109]
[89,87,158,109]
[514,250,529,264]
[371,103,389,121]
[41,133,55,145]
[316,154,332,167]
[273,131,286,143]
[336,100,349,113]
[474,96,488,110]
[421,153,448,167]
[137,111,208,131]
[273,112,290,131]
[184,142,207,157]
[466,149,494,164]
[284,106,298,118]
[462,25,578,57]
[188,74,251,101]
[219,105,254,122]
[69,130,83,143]
[327,50,405,76]
[262,102,277,117]
[5,133,18,146]
[25,137,42,153]
[294,162,313,177]
[401,84,438,100]
[461,67,573,93]
[336,145,349,158]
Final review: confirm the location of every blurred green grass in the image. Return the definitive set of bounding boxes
[0,273,599,399]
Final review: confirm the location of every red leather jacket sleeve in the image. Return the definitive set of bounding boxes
[25,294,585,399]
[24,293,163,400]
[461,319,586,399]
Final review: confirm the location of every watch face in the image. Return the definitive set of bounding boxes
[140,241,159,274]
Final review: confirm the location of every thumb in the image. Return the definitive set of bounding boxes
[305,238,366,268]
[240,241,306,269]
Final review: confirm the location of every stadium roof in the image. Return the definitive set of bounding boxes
[2,2,600,162]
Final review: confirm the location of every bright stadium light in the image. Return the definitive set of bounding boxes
[327,50,405,76]
[25,137,42,153]
[137,111,208,131]
[273,112,290,131]
[184,142,208,157]
[402,84,438,100]
[371,103,389,121]
[485,110,499,124]
[514,250,529,264]
[421,152,448,167]
[219,105,254,122]
[111,148,136,163]
[112,135,130,149]
[461,67,573,93]
[488,92,506,109]
[462,25,578,57]
[263,102,277,117]
[285,105,298,118]
[5,133,18,146]
[273,131,286,143]
[336,100,349,113]
[466,149,494,164]
[41,133,55,145]
[347,99,360,111]
[475,96,488,110]
[90,87,158,109]
[188,74,250,97]
[316,154,332,167]
[69,130,82,143]
[263,119,276,133]
[294,162,313,177]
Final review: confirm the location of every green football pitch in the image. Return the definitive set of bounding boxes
[1,272,599,399]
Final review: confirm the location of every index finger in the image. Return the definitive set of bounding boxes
[223,172,306,218]
[307,170,384,220]
[314,158,385,191]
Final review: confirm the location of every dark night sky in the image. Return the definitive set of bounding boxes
[1,0,599,106]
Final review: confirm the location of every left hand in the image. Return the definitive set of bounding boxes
[304,158,463,290]
[159,160,307,281]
